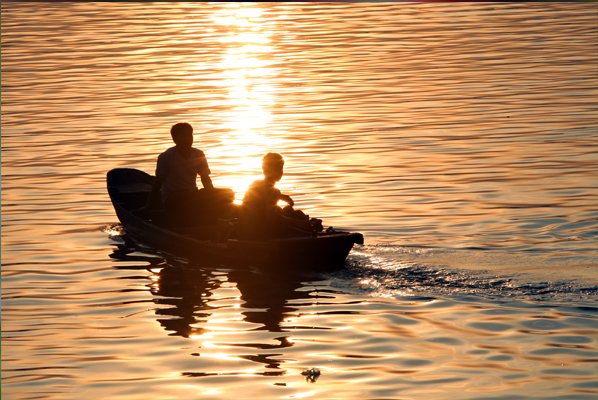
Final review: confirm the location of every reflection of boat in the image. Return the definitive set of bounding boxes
[107,168,363,272]
[110,239,310,346]
[108,239,354,376]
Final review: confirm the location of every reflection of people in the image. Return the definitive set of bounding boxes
[238,153,320,240]
[107,238,312,370]
[228,269,307,333]
[153,266,219,338]
[108,242,216,338]
[139,122,234,225]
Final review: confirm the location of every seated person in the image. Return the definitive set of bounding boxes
[238,152,321,240]
[140,122,233,225]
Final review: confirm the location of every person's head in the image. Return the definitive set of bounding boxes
[262,152,285,183]
[170,122,193,148]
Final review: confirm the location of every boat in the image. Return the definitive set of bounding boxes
[106,168,364,272]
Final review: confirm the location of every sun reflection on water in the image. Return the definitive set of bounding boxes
[203,3,284,201]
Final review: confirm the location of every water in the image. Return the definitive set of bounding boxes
[2,2,597,399]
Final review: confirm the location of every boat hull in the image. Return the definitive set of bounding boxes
[107,168,363,272]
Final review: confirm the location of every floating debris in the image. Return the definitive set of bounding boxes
[301,367,321,383]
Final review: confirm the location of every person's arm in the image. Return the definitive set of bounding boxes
[279,193,294,206]
[193,150,213,189]
[200,173,214,190]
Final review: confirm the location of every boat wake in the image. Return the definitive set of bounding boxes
[330,245,598,303]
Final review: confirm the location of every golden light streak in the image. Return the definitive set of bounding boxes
[196,3,287,199]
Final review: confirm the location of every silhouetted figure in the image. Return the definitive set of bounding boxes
[139,122,234,225]
[228,268,309,333]
[153,266,219,338]
[237,153,322,240]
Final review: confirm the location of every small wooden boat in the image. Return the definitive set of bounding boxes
[107,168,363,272]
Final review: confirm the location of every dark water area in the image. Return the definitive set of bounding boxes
[2,3,597,399]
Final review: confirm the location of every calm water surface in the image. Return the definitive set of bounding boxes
[2,3,597,400]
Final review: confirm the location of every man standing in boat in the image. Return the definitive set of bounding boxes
[139,122,230,224]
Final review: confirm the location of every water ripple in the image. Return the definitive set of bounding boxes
[2,3,597,400]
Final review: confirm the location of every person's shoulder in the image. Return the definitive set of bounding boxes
[159,146,177,156]
[249,179,265,189]
[250,180,279,195]
[157,146,176,160]
[191,147,206,157]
